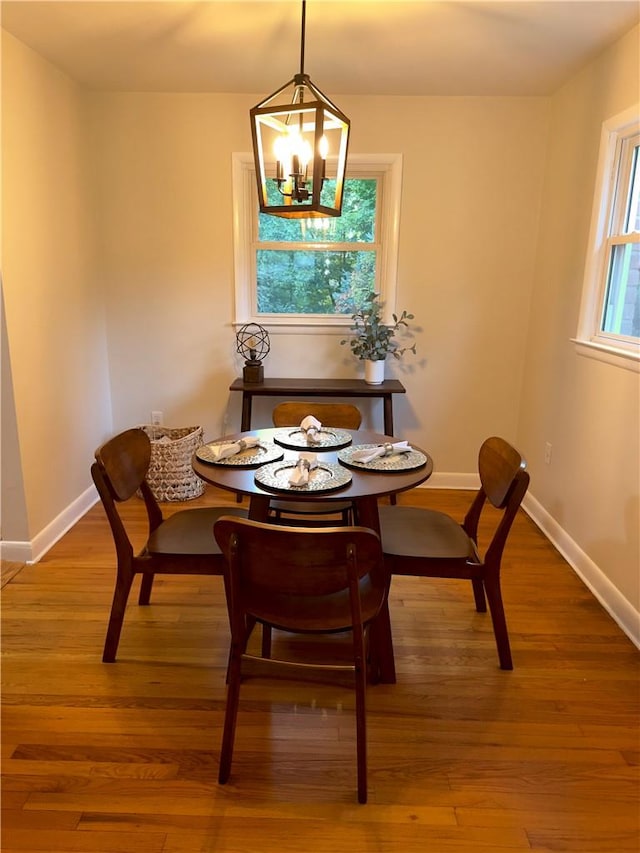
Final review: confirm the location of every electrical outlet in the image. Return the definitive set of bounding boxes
[544,442,552,465]
[151,411,163,426]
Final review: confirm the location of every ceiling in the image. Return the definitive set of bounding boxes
[1,1,639,97]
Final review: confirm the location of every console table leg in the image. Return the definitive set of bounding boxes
[236,395,254,501]
[241,393,252,432]
[382,394,394,436]
[383,394,397,504]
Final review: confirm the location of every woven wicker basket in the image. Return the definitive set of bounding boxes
[139,425,205,502]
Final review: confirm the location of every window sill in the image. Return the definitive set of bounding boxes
[233,319,351,335]
[571,338,640,373]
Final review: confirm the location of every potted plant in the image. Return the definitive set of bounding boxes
[341,292,416,384]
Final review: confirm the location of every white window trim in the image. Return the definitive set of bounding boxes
[574,104,640,372]
[231,152,403,333]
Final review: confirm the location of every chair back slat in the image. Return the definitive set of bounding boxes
[94,428,151,502]
[214,517,388,633]
[272,402,362,430]
[478,436,527,509]
[484,467,530,565]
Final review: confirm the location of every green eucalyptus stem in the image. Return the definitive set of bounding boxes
[340,292,417,361]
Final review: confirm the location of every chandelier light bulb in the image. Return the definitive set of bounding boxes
[273,134,292,178]
[299,137,312,169]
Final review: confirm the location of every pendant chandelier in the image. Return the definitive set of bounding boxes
[250,0,351,218]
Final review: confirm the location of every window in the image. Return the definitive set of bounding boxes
[232,153,402,329]
[575,105,640,369]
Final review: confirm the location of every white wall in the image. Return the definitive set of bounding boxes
[1,32,112,551]
[1,286,28,542]
[88,93,252,442]
[518,26,640,622]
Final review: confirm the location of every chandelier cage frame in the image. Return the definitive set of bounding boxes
[249,1,351,219]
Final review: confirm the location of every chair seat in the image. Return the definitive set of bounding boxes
[378,505,475,559]
[147,506,247,555]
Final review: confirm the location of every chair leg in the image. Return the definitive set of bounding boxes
[365,623,380,686]
[102,572,134,663]
[261,625,272,658]
[483,576,513,670]
[368,600,396,684]
[138,573,154,605]
[341,507,351,525]
[238,617,272,664]
[354,659,368,804]
[471,578,487,612]
[219,647,243,784]
[226,618,262,683]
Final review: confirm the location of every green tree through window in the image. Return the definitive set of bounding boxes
[256,179,378,315]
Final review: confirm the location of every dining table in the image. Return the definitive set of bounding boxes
[192,426,433,683]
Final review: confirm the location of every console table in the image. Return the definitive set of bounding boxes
[229,377,406,436]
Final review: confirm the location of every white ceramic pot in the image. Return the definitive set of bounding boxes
[364,359,385,385]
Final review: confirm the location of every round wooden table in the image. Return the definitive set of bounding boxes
[192,428,432,530]
[193,427,433,683]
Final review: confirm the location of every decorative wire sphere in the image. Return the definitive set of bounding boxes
[236,323,270,363]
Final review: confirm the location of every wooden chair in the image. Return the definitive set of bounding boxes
[213,516,390,804]
[91,427,247,662]
[378,436,529,670]
[269,401,362,525]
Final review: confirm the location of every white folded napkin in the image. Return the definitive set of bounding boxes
[300,415,322,444]
[209,436,260,461]
[351,441,413,464]
[288,452,318,486]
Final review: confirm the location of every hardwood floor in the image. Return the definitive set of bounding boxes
[2,486,639,852]
[1,561,26,589]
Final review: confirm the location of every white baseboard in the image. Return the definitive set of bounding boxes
[0,538,33,564]
[0,485,99,564]
[522,492,640,649]
[420,472,480,490]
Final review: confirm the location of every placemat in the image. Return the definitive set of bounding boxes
[255,460,352,492]
[195,440,283,467]
[338,444,428,472]
[273,427,353,451]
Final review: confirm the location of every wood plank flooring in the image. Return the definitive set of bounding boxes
[2,486,639,852]
[1,561,26,589]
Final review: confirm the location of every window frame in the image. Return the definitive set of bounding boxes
[232,152,403,332]
[574,104,640,372]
